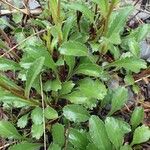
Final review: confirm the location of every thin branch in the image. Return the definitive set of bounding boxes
[64,122,70,150]
[40,75,46,150]
[0,29,46,58]
[124,73,150,88]
[1,0,29,15]
[134,74,150,83]
[0,141,16,150]
[0,8,42,16]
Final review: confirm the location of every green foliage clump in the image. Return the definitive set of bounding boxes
[0,0,150,149]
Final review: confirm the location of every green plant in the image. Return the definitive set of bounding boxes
[0,0,150,150]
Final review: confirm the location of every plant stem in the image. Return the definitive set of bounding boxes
[0,83,40,106]
[40,75,47,150]
[103,1,116,36]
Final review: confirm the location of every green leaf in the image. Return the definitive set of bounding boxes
[63,16,75,42]
[0,87,39,107]
[129,24,150,42]
[0,58,21,71]
[31,107,43,125]
[120,145,132,150]
[65,90,97,107]
[89,115,111,150]
[49,0,59,24]
[131,125,150,146]
[63,91,97,109]
[0,74,22,92]
[75,63,103,77]
[67,3,94,22]
[59,41,88,56]
[31,124,44,140]
[52,123,65,147]
[105,117,131,149]
[25,57,44,98]
[63,104,90,123]
[59,81,75,95]
[109,87,128,115]
[17,114,28,128]
[63,91,88,104]
[64,56,75,77]
[92,0,109,17]
[48,143,61,150]
[128,39,140,57]
[69,128,89,149]
[9,142,41,150]
[86,143,99,150]
[107,6,133,39]
[0,120,22,139]
[124,74,135,86]
[108,57,147,73]
[78,78,107,100]
[44,106,58,120]
[23,38,56,70]
[12,12,23,24]
[130,107,144,130]
[44,79,62,92]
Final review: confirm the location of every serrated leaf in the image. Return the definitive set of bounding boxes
[109,87,128,115]
[31,107,43,125]
[92,0,109,17]
[130,107,144,130]
[44,79,62,92]
[17,114,28,128]
[69,128,89,149]
[63,91,97,109]
[59,81,75,95]
[23,38,56,70]
[31,124,43,140]
[12,12,23,24]
[131,125,150,146]
[44,106,58,120]
[78,78,107,100]
[63,91,89,104]
[59,41,88,56]
[9,142,42,150]
[130,24,150,42]
[0,58,21,71]
[107,6,133,39]
[128,39,140,57]
[124,74,135,86]
[89,115,111,150]
[52,123,65,147]
[48,143,61,150]
[0,120,22,139]
[25,57,45,98]
[63,104,90,123]
[67,3,94,22]
[108,57,147,73]
[75,63,103,77]
[105,117,131,149]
